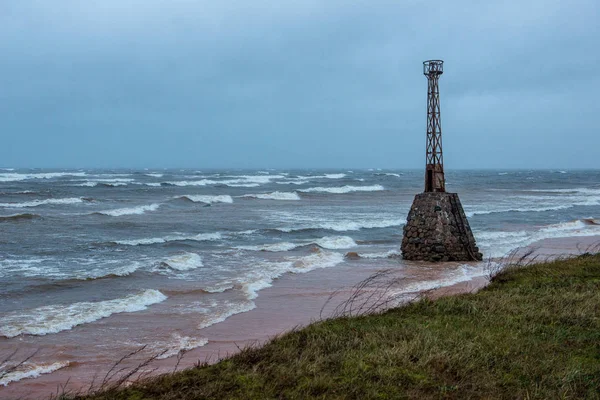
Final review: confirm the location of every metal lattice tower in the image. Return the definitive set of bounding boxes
[423,60,445,192]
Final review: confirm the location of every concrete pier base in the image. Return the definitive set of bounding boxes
[401,192,482,262]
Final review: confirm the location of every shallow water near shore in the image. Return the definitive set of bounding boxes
[1,168,600,396]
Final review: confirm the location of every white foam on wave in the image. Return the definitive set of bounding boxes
[298,185,385,194]
[314,236,357,249]
[222,174,286,184]
[236,242,300,252]
[95,178,134,183]
[275,179,311,185]
[395,265,485,295]
[155,333,209,359]
[242,191,301,201]
[0,197,85,208]
[360,250,402,259]
[165,180,219,187]
[78,181,129,187]
[166,175,285,188]
[178,195,233,204]
[71,261,142,280]
[0,361,71,387]
[5,259,142,281]
[0,258,56,279]
[0,289,167,338]
[162,253,204,271]
[291,173,346,180]
[0,258,138,282]
[145,173,164,178]
[103,182,128,187]
[291,251,345,272]
[235,236,357,252]
[165,179,260,188]
[97,203,160,217]
[227,183,261,187]
[196,251,345,330]
[466,204,572,217]
[77,178,133,187]
[114,232,222,246]
[528,187,600,195]
[198,300,256,330]
[467,187,600,217]
[278,218,405,232]
[242,251,345,300]
[476,219,600,258]
[0,172,86,182]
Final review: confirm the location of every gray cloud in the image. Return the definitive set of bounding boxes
[0,0,598,168]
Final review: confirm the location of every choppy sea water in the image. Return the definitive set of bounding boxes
[1,168,600,387]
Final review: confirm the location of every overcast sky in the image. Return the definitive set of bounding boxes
[0,0,598,169]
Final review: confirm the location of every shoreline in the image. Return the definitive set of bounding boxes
[2,234,600,399]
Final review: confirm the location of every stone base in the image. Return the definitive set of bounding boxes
[401,192,482,262]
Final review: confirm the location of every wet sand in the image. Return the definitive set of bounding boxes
[2,235,599,399]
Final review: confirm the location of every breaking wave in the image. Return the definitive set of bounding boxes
[0,198,85,208]
[0,361,71,387]
[395,265,486,295]
[78,182,128,187]
[164,175,285,188]
[193,251,346,329]
[242,191,301,201]
[466,204,573,217]
[113,232,222,246]
[176,195,233,204]
[476,219,600,258]
[240,251,345,300]
[277,218,405,233]
[76,262,142,280]
[359,250,402,259]
[314,236,357,249]
[0,213,41,222]
[236,242,300,252]
[0,172,86,182]
[198,301,256,330]
[275,179,310,185]
[96,204,160,217]
[298,185,385,194]
[0,289,167,338]
[155,334,209,359]
[0,258,142,281]
[527,187,600,194]
[374,172,402,177]
[236,236,357,252]
[161,252,204,271]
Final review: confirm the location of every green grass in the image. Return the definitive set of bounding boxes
[76,254,600,399]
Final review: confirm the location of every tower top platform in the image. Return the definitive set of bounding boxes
[423,60,443,76]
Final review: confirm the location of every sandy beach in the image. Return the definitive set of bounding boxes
[3,234,598,399]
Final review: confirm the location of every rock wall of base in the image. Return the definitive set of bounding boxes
[401,192,482,262]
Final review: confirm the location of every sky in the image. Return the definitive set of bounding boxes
[0,0,598,169]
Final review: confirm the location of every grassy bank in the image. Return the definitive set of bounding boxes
[75,254,600,399]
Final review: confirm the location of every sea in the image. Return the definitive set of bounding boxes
[1,168,600,388]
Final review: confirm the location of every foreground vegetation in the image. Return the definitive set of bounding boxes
[76,254,600,399]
